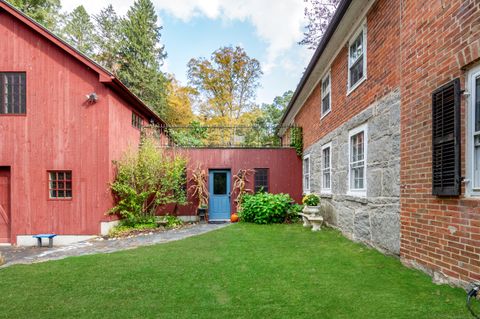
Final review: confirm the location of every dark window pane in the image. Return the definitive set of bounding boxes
[350,58,364,86]
[50,190,56,198]
[213,173,227,195]
[66,190,72,198]
[58,190,65,197]
[322,94,330,113]
[66,172,72,180]
[0,73,26,114]
[255,169,269,193]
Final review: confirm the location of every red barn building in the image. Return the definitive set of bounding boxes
[0,0,164,245]
[0,0,302,245]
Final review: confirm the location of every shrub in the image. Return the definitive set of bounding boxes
[109,137,187,225]
[302,194,320,206]
[239,193,295,224]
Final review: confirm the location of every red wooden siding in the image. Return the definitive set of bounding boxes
[0,6,149,243]
[161,148,302,216]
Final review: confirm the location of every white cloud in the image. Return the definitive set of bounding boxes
[62,0,306,73]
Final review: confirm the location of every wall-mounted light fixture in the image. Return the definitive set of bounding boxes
[86,92,99,103]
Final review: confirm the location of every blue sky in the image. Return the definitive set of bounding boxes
[61,0,313,104]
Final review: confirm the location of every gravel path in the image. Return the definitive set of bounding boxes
[0,223,230,268]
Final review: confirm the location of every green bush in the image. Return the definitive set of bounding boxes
[239,193,296,224]
[109,137,187,225]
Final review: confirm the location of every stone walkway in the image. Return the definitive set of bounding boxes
[0,223,230,268]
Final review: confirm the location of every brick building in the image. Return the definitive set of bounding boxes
[280,0,480,285]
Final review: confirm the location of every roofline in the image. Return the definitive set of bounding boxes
[0,0,165,125]
[278,0,353,130]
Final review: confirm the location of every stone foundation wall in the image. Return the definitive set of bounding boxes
[304,90,401,254]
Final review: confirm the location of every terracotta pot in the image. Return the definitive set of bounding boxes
[230,213,239,223]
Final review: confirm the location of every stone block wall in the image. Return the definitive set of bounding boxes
[305,90,401,254]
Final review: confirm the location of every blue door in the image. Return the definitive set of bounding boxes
[209,170,231,221]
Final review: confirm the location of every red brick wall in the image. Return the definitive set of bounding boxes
[400,0,480,283]
[295,0,401,149]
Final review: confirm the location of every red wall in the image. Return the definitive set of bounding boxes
[0,9,147,243]
[161,148,302,216]
[400,0,480,283]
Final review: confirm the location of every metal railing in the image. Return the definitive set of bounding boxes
[142,124,299,148]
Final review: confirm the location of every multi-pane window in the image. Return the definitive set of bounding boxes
[321,72,331,117]
[303,155,310,193]
[467,67,480,196]
[132,112,143,129]
[0,73,26,114]
[49,171,72,199]
[349,125,367,195]
[254,168,269,193]
[348,22,367,91]
[322,144,331,192]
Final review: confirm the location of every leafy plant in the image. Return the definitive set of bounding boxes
[302,194,320,206]
[290,126,303,157]
[163,215,184,228]
[239,193,295,224]
[286,204,303,223]
[232,169,254,211]
[109,136,187,225]
[189,164,209,208]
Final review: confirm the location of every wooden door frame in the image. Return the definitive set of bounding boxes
[0,166,11,244]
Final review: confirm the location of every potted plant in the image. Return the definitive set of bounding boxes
[189,165,209,222]
[302,194,320,216]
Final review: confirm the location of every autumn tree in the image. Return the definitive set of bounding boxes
[8,0,61,30]
[93,5,121,72]
[117,0,168,118]
[187,46,262,123]
[299,0,340,50]
[164,76,196,126]
[63,5,96,56]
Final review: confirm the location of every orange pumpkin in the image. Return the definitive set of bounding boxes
[230,213,239,223]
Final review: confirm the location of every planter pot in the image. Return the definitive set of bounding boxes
[303,205,321,216]
[198,208,208,223]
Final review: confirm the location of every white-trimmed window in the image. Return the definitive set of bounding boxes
[303,155,311,193]
[348,21,367,93]
[348,124,367,196]
[467,65,480,196]
[321,143,332,193]
[321,71,331,117]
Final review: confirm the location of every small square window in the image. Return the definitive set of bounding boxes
[132,112,144,130]
[0,72,26,114]
[254,168,269,193]
[49,171,72,199]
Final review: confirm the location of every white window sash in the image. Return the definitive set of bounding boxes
[321,71,332,118]
[303,155,311,193]
[321,143,332,193]
[347,20,368,94]
[467,66,480,196]
[348,124,368,196]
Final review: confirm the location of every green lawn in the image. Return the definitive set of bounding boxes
[0,224,473,318]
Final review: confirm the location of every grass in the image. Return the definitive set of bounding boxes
[0,224,474,318]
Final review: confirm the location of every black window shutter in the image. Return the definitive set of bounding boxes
[432,78,461,196]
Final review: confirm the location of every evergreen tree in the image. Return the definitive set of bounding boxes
[8,0,61,30]
[93,5,121,73]
[63,6,96,56]
[117,0,168,118]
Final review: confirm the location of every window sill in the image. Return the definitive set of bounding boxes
[321,109,331,119]
[347,76,367,96]
[0,114,27,117]
[319,193,332,199]
[346,190,366,198]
